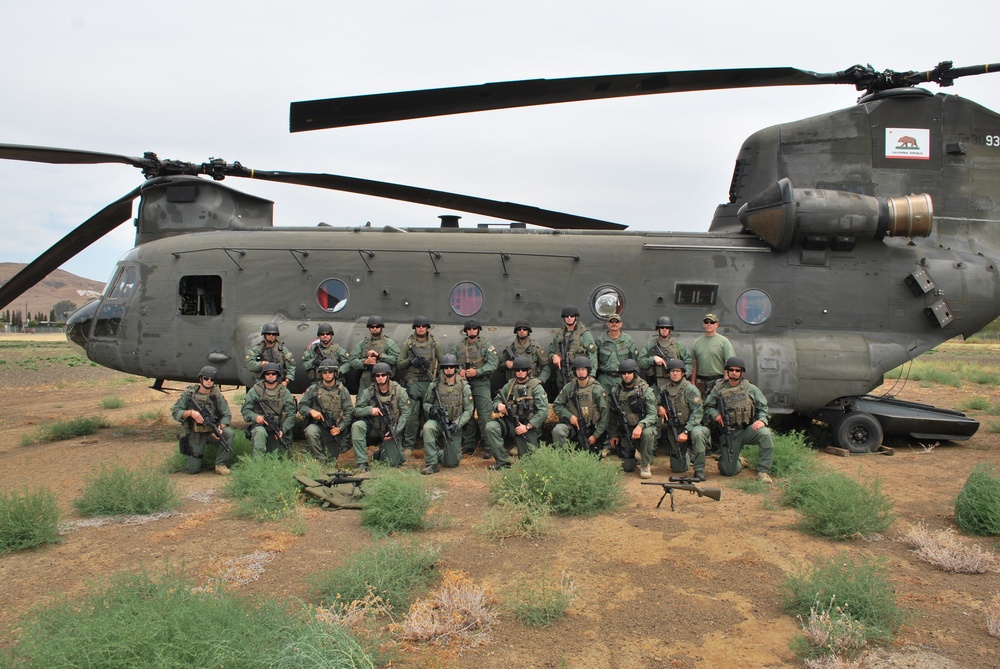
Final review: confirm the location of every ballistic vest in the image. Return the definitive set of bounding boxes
[663,379,694,425]
[505,378,544,423]
[615,379,650,429]
[434,378,467,421]
[403,335,439,384]
[715,379,755,428]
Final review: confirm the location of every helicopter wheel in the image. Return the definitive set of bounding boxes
[834,411,883,453]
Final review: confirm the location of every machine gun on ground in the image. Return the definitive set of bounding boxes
[295,471,372,510]
[641,479,722,511]
[188,393,233,454]
[607,392,637,470]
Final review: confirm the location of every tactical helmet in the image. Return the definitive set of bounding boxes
[261,362,282,375]
[412,315,431,328]
[198,365,218,380]
[667,358,685,371]
[573,356,592,370]
[512,356,532,371]
[463,318,481,332]
[561,304,580,318]
[317,359,339,373]
[513,319,532,334]
[619,359,640,374]
[366,315,385,328]
[261,322,279,335]
[655,316,674,329]
[440,354,459,367]
[372,362,392,376]
[725,356,746,371]
[317,323,334,335]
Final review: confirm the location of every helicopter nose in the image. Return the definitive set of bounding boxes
[65,299,100,356]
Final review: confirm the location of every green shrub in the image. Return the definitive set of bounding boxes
[490,443,624,516]
[73,462,179,516]
[361,467,433,534]
[224,452,315,521]
[21,415,110,444]
[955,463,1000,535]
[312,539,440,613]
[742,430,818,479]
[782,553,906,645]
[476,499,552,541]
[0,487,61,553]
[781,469,894,538]
[99,395,125,410]
[956,396,991,412]
[508,572,577,627]
[0,568,373,668]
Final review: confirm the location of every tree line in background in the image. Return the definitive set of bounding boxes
[1,300,77,328]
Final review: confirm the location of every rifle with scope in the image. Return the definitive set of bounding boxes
[641,478,722,511]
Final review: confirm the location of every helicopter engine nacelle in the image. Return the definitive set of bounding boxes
[737,178,932,252]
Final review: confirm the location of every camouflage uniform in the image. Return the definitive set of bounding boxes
[704,378,774,476]
[246,339,296,382]
[351,379,411,468]
[297,378,353,464]
[484,376,549,466]
[638,335,693,390]
[422,374,474,469]
[172,384,234,474]
[241,382,296,455]
[552,377,609,451]
[396,332,445,453]
[609,376,658,472]
[301,340,349,382]
[596,331,638,393]
[659,377,710,476]
[347,332,400,387]
[451,335,499,453]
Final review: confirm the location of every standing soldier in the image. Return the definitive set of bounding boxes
[691,313,736,397]
[607,359,658,477]
[420,354,474,475]
[396,315,445,458]
[347,315,401,388]
[657,358,711,482]
[246,322,296,385]
[498,320,550,383]
[484,356,549,470]
[452,318,498,457]
[301,323,349,383]
[552,356,609,453]
[596,314,638,394]
[172,365,234,476]
[297,360,353,465]
[704,357,774,483]
[241,362,296,456]
[638,316,693,391]
[351,361,411,470]
[548,305,598,388]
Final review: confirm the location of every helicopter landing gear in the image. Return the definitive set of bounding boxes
[834,411,883,453]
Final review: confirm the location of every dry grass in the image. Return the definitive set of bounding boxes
[803,656,866,669]
[395,569,497,649]
[796,595,868,661]
[986,593,1000,639]
[201,550,275,588]
[900,523,998,574]
[314,588,392,628]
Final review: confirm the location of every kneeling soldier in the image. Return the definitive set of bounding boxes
[608,359,658,476]
[420,354,474,474]
[552,356,608,453]
[241,362,296,455]
[704,356,774,483]
[484,356,549,470]
[298,360,353,465]
[172,365,234,475]
[658,358,711,481]
[351,362,411,470]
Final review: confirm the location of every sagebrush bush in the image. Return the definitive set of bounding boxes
[224,452,316,521]
[21,415,110,445]
[743,429,819,479]
[508,571,578,627]
[0,487,61,553]
[396,569,497,648]
[955,463,1000,536]
[781,469,894,538]
[475,499,551,542]
[73,462,178,516]
[490,443,624,516]
[901,522,997,573]
[361,467,432,534]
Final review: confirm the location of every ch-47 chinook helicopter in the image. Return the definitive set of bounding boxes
[1,61,997,452]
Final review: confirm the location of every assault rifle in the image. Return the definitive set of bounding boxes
[309,394,346,453]
[607,392,637,465]
[716,393,736,461]
[641,479,722,511]
[408,344,434,381]
[253,397,289,455]
[558,338,571,385]
[188,393,233,454]
[571,387,595,453]
[493,389,524,434]
[430,384,459,443]
[659,390,684,460]
[371,385,401,451]
[503,344,516,370]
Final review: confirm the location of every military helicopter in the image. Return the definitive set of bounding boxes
[1,61,997,452]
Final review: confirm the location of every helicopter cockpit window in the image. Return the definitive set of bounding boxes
[107,265,138,300]
[93,266,139,339]
[178,275,223,316]
[316,279,349,313]
[736,289,772,325]
[591,285,625,320]
[449,281,483,317]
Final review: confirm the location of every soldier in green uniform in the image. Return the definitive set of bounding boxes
[351,361,411,470]
[171,365,234,475]
[552,356,609,452]
[451,318,498,457]
[347,315,401,388]
[241,362,297,455]
[691,313,736,397]
[396,315,445,458]
[596,314,638,394]
[657,358,711,481]
[301,323,349,383]
[548,305,598,388]
[297,360,353,465]
[638,316,693,391]
[607,359,658,475]
[498,320,550,383]
[704,356,774,483]
[484,356,549,469]
[420,354,474,474]
[246,322,296,385]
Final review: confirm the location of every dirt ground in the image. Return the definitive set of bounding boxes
[1,334,999,668]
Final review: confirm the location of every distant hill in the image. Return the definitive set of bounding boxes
[0,263,105,319]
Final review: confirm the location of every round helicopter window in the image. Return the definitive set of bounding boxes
[591,285,625,320]
[316,279,349,313]
[736,289,772,325]
[449,281,484,317]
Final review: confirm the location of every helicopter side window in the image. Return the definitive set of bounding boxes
[449,281,483,317]
[178,275,223,316]
[591,285,625,319]
[736,289,772,325]
[674,284,717,306]
[316,278,349,313]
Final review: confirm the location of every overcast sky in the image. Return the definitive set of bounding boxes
[2,1,998,284]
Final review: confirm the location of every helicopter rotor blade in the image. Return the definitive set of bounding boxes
[0,187,141,309]
[0,143,153,170]
[242,168,627,230]
[290,61,1000,131]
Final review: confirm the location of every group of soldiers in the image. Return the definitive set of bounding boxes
[172,309,774,482]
